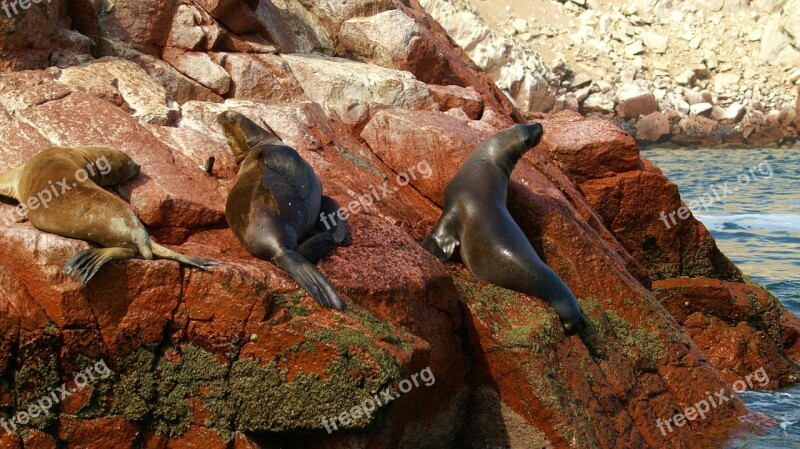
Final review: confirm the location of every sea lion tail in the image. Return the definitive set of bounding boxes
[150,242,220,270]
[0,164,24,201]
[273,251,345,311]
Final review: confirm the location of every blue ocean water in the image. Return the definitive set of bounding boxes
[643,148,800,448]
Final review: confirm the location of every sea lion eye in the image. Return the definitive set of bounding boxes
[524,135,534,146]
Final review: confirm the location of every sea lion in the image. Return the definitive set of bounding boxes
[217,111,350,310]
[0,146,219,284]
[422,124,585,333]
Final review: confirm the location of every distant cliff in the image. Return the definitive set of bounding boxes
[424,0,800,148]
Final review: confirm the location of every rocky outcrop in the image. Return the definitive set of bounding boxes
[423,0,800,147]
[0,1,796,448]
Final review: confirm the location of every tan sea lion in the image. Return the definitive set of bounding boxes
[0,146,219,284]
[217,111,350,310]
[422,124,585,333]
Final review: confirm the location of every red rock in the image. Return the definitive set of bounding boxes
[654,277,799,387]
[162,48,231,95]
[635,111,672,143]
[615,84,658,119]
[85,0,176,55]
[0,0,70,71]
[164,426,223,449]
[361,109,488,205]
[21,430,57,449]
[58,417,139,449]
[539,110,642,182]
[0,433,20,449]
[428,84,484,119]
[218,53,304,103]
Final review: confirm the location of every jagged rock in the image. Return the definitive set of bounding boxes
[713,103,748,123]
[759,17,800,68]
[636,111,671,142]
[281,53,436,126]
[675,68,697,86]
[572,72,592,88]
[683,89,713,105]
[714,73,742,93]
[582,92,615,113]
[55,58,180,125]
[641,31,668,54]
[796,87,800,112]
[689,102,714,116]
[162,48,231,95]
[428,85,484,119]
[219,53,305,103]
[166,4,206,50]
[97,38,223,104]
[624,40,645,57]
[338,10,422,69]
[615,84,658,118]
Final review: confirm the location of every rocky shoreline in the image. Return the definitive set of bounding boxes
[423,0,800,148]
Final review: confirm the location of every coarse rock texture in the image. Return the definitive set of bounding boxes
[423,0,800,148]
[0,1,797,449]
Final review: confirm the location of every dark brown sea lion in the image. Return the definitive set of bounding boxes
[217,111,350,310]
[422,124,585,333]
[0,146,219,284]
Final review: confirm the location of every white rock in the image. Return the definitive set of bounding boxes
[583,93,615,113]
[641,31,668,54]
[624,40,645,57]
[675,68,696,86]
[714,73,741,93]
[281,53,436,114]
[689,102,713,116]
[57,58,180,125]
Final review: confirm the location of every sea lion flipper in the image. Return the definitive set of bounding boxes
[298,233,337,264]
[317,196,351,245]
[63,247,138,285]
[150,242,220,270]
[262,146,313,199]
[273,251,345,310]
[422,235,457,262]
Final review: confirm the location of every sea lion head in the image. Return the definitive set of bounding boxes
[480,123,543,170]
[217,111,282,164]
[72,147,141,186]
[508,123,543,156]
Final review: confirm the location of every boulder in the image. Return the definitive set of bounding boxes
[97,38,224,104]
[55,58,180,125]
[759,17,800,68]
[689,103,714,117]
[675,68,697,86]
[714,73,741,93]
[218,53,305,103]
[166,4,207,51]
[162,48,231,95]
[713,103,747,124]
[615,84,658,119]
[582,93,615,114]
[635,111,672,142]
[281,53,437,126]
[428,85,484,119]
[338,10,423,69]
[653,277,800,388]
[641,31,668,54]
